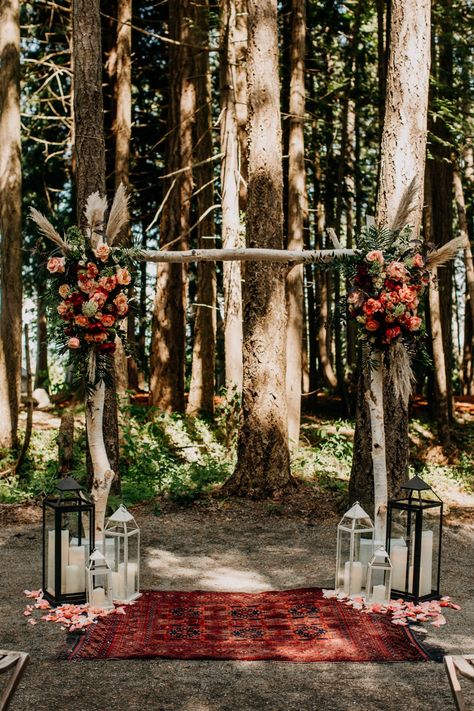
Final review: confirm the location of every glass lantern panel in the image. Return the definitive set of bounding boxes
[337,529,372,595]
[418,507,441,597]
[388,507,412,594]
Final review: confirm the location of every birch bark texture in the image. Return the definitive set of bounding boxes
[219,0,244,396]
[350,0,431,531]
[286,0,306,449]
[0,0,22,448]
[223,0,292,496]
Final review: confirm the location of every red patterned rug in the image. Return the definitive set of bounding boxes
[64,588,432,662]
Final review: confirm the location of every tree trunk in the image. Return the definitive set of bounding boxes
[286,0,306,449]
[0,0,22,449]
[454,167,474,395]
[35,286,49,390]
[219,0,244,396]
[150,0,194,412]
[234,0,248,209]
[187,0,217,416]
[223,0,292,497]
[73,0,119,532]
[113,0,133,394]
[350,0,431,522]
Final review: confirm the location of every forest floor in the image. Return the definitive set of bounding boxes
[1,493,473,711]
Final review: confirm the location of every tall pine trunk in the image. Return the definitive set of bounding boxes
[150,0,194,412]
[286,0,306,448]
[223,0,293,497]
[219,0,244,396]
[187,0,217,416]
[73,0,119,531]
[0,0,22,449]
[350,0,431,514]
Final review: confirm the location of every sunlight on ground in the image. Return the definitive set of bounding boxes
[146,548,274,591]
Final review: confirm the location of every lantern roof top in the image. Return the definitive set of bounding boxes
[108,504,135,523]
[344,501,371,519]
[89,548,108,564]
[401,475,432,491]
[55,476,82,492]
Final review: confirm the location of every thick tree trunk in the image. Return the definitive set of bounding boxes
[188,0,217,416]
[0,0,22,449]
[35,286,49,390]
[350,0,431,527]
[219,0,244,396]
[223,0,292,497]
[454,167,474,395]
[150,0,194,412]
[234,0,248,209]
[286,0,306,449]
[73,0,119,532]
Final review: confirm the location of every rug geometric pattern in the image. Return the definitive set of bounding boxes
[66,588,430,663]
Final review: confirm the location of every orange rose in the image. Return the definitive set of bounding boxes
[413,254,424,268]
[407,316,422,331]
[365,319,379,331]
[58,284,70,298]
[91,290,108,309]
[114,293,129,316]
[398,285,417,304]
[74,314,89,328]
[93,332,108,342]
[99,275,117,292]
[67,337,80,349]
[116,267,131,285]
[101,314,115,327]
[93,243,111,262]
[47,256,65,273]
[86,262,99,277]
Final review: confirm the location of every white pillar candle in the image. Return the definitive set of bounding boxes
[60,530,69,593]
[47,530,55,594]
[343,561,363,596]
[110,572,122,600]
[359,539,374,586]
[371,584,387,603]
[65,565,81,594]
[420,530,433,596]
[68,546,86,591]
[391,545,408,590]
[91,587,106,606]
[126,562,138,597]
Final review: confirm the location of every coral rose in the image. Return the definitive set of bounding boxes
[101,314,115,327]
[366,250,384,265]
[93,243,111,262]
[384,326,401,342]
[114,293,129,316]
[86,262,99,277]
[365,319,379,331]
[74,314,89,328]
[58,284,70,298]
[412,253,424,268]
[78,275,97,294]
[386,261,408,281]
[57,302,71,317]
[47,256,65,273]
[407,316,422,331]
[116,267,131,286]
[398,285,418,304]
[93,332,108,342]
[91,290,108,309]
[363,298,383,316]
[99,275,117,292]
[84,333,94,343]
[67,337,80,349]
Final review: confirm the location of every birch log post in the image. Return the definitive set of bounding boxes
[365,351,387,544]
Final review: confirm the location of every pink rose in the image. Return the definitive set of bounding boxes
[58,284,70,298]
[398,285,417,304]
[407,316,422,331]
[365,319,379,332]
[366,250,384,265]
[99,275,117,292]
[93,244,111,262]
[114,293,129,316]
[94,332,108,343]
[57,302,70,317]
[363,298,383,316]
[412,254,424,268]
[86,262,99,277]
[67,337,80,349]
[386,261,408,282]
[78,275,98,294]
[101,314,115,327]
[91,290,108,309]
[47,257,65,273]
[389,290,400,304]
[116,267,131,286]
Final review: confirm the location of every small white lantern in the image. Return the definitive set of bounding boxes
[103,504,140,603]
[366,546,392,604]
[335,501,374,597]
[86,549,114,609]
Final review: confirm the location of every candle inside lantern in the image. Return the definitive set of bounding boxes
[65,564,81,594]
[343,561,362,596]
[90,587,106,607]
[391,543,408,590]
[47,529,69,593]
[68,546,86,591]
[371,584,386,603]
[117,562,138,599]
[359,539,374,586]
[110,571,123,600]
[419,530,433,596]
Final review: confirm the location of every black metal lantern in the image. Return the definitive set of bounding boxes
[42,476,95,605]
[386,475,443,602]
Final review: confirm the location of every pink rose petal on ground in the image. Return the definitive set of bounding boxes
[392,618,408,626]
[431,615,446,627]
[28,619,37,625]
[23,610,31,616]
[450,603,461,610]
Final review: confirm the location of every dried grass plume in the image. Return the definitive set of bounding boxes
[106,183,129,245]
[84,191,108,248]
[388,341,415,406]
[29,208,70,254]
[426,236,465,270]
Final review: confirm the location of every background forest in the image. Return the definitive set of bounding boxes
[1,0,473,512]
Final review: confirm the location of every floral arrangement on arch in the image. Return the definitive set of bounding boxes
[347,237,430,350]
[31,185,140,387]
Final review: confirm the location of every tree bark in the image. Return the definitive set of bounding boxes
[454,167,474,395]
[0,0,22,449]
[234,0,248,209]
[150,0,194,412]
[350,0,431,521]
[187,0,217,416]
[35,285,49,390]
[223,0,292,497]
[219,0,244,396]
[73,0,119,532]
[286,0,306,449]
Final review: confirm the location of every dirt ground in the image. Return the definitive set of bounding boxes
[0,498,473,711]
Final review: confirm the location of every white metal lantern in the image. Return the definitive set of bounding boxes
[86,549,114,609]
[103,504,140,603]
[366,546,392,604]
[335,501,374,597]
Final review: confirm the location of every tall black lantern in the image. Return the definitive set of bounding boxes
[42,476,95,605]
[386,475,443,602]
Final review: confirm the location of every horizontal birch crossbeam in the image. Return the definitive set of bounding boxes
[141,248,357,264]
